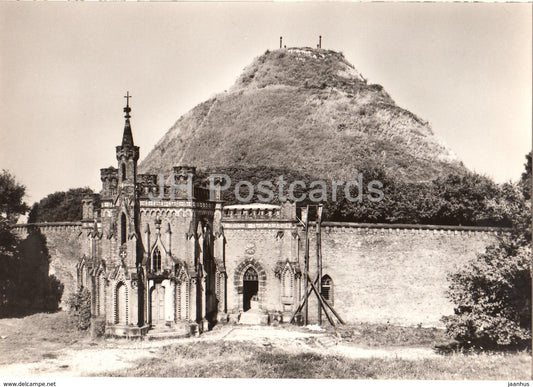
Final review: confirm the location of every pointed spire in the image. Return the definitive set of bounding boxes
[122,91,134,147]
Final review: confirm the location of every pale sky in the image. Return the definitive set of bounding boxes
[0,2,531,204]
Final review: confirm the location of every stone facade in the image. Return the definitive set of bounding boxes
[14,102,504,335]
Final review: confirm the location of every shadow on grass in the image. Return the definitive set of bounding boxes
[435,340,532,356]
[0,307,63,319]
[329,322,452,348]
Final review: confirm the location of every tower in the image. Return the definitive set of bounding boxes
[116,92,139,189]
[115,92,140,262]
[107,92,145,330]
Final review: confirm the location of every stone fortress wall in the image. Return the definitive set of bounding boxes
[12,222,82,307]
[222,216,499,327]
[13,214,501,326]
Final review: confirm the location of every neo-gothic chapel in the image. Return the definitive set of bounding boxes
[75,96,499,337]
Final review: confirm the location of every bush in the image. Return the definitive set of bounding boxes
[91,316,107,338]
[28,187,95,223]
[442,153,532,350]
[442,240,531,350]
[43,274,64,311]
[67,287,92,330]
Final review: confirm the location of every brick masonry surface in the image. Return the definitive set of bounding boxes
[14,221,499,327]
[223,222,499,327]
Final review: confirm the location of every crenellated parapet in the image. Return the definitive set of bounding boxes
[137,173,158,186]
[12,222,83,238]
[222,201,297,221]
[223,204,282,220]
[135,167,212,202]
[318,222,508,237]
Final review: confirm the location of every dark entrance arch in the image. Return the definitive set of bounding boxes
[243,267,258,312]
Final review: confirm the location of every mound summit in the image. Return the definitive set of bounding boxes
[139,47,464,182]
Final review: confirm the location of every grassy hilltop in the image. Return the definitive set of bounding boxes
[139,47,465,183]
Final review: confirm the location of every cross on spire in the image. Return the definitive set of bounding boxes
[123,91,132,119]
[124,91,132,107]
[121,91,135,147]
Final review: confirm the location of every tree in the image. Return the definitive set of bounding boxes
[0,171,64,315]
[13,229,63,311]
[442,152,532,350]
[520,151,531,200]
[28,187,95,223]
[430,172,503,226]
[0,170,29,223]
[0,170,29,313]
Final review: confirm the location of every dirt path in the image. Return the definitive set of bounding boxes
[0,325,439,377]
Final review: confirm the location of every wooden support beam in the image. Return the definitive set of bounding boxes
[316,204,323,324]
[308,279,334,326]
[321,295,345,325]
[291,204,344,327]
[303,205,310,325]
[290,278,317,323]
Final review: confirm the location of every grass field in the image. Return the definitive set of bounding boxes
[0,311,86,366]
[102,340,530,379]
[0,312,530,379]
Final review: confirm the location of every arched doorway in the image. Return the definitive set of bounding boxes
[150,284,165,326]
[243,267,258,312]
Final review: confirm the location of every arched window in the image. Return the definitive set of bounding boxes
[321,275,333,305]
[81,265,87,287]
[152,248,161,272]
[120,213,127,245]
[282,269,293,297]
[121,163,127,180]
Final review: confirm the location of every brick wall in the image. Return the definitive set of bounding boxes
[14,220,501,327]
[223,221,297,313]
[222,221,500,327]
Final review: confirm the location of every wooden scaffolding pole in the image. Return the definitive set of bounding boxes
[316,204,323,325]
[291,204,344,327]
[303,205,310,325]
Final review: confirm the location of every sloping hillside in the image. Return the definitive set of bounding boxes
[140,47,464,182]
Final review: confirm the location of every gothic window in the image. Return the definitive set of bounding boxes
[81,266,87,288]
[152,248,162,272]
[321,275,333,305]
[282,268,293,298]
[121,163,127,180]
[120,213,127,245]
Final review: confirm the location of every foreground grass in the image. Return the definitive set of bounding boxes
[101,341,530,379]
[1,312,530,379]
[0,311,86,365]
[328,323,451,348]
